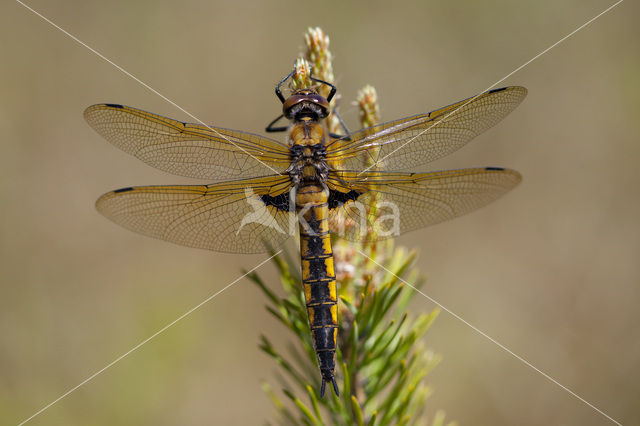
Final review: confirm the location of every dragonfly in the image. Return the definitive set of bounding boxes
[85,70,526,397]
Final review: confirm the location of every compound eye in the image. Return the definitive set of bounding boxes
[308,94,330,117]
[283,94,304,117]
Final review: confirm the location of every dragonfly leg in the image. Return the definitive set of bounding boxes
[275,70,295,104]
[309,75,337,102]
[265,113,288,133]
[328,106,352,141]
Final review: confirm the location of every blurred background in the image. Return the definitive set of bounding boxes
[1,0,638,424]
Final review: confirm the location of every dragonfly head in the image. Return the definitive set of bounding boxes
[283,89,330,121]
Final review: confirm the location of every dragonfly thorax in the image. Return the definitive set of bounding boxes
[288,141,329,185]
[283,89,331,187]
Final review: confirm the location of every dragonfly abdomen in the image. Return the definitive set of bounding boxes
[296,184,339,397]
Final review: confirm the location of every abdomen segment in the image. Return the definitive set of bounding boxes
[296,184,339,397]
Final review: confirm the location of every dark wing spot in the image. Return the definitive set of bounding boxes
[485,167,504,171]
[261,193,290,212]
[328,189,362,209]
[104,103,124,108]
[488,87,507,93]
[113,187,134,193]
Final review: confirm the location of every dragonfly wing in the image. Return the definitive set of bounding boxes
[327,168,521,241]
[96,175,294,254]
[326,87,526,172]
[85,104,290,180]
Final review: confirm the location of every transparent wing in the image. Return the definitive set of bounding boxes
[326,87,527,172]
[85,104,290,180]
[327,168,521,241]
[96,175,294,254]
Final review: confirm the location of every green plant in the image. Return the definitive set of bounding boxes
[247,27,456,425]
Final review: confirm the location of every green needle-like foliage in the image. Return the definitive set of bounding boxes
[249,241,450,425]
[247,27,457,426]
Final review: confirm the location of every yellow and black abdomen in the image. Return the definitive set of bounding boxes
[296,184,339,397]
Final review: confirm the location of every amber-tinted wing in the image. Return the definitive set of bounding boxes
[327,168,521,240]
[96,175,294,254]
[85,104,290,180]
[325,87,526,172]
